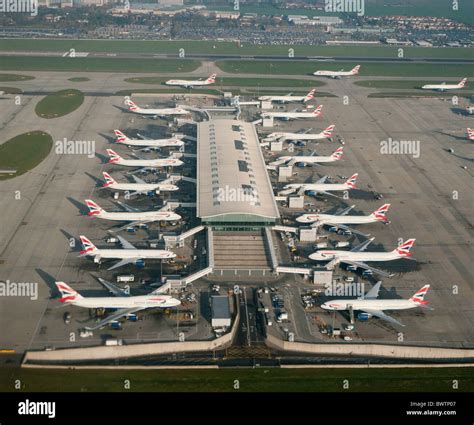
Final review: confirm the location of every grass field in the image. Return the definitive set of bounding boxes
[0,367,473,392]
[35,89,85,119]
[0,131,53,180]
[0,39,473,59]
[68,77,90,82]
[124,76,325,88]
[217,61,474,78]
[0,57,200,73]
[0,73,34,82]
[115,88,222,96]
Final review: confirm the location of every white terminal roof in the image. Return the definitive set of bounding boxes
[197,119,280,222]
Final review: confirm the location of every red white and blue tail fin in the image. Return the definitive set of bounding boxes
[458,78,467,88]
[206,74,217,84]
[80,235,99,255]
[395,238,416,257]
[55,282,83,303]
[102,172,116,187]
[331,147,343,161]
[466,128,474,140]
[304,88,316,102]
[313,105,323,117]
[370,203,391,222]
[351,65,361,74]
[322,124,335,138]
[127,100,138,112]
[114,129,129,143]
[85,199,105,216]
[409,284,430,305]
[345,173,358,189]
[106,149,122,164]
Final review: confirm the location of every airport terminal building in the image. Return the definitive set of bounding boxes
[197,119,280,230]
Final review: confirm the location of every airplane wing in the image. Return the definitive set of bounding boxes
[316,175,328,184]
[128,167,158,175]
[149,282,171,295]
[110,220,155,232]
[96,277,130,297]
[308,190,341,199]
[85,307,144,331]
[116,235,136,250]
[341,260,394,278]
[131,175,146,184]
[363,281,382,300]
[336,205,355,216]
[325,258,341,270]
[350,237,375,252]
[297,128,312,134]
[361,308,405,327]
[107,258,142,271]
[116,201,141,213]
[326,223,370,238]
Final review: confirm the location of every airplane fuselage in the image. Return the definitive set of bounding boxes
[297,213,377,225]
[72,295,180,309]
[309,250,403,262]
[92,211,181,222]
[86,249,175,260]
[119,138,184,148]
[322,299,416,311]
[285,183,351,192]
[107,182,179,192]
[110,158,183,167]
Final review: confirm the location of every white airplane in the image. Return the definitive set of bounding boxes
[313,65,360,79]
[126,100,190,117]
[114,130,184,149]
[106,149,183,169]
[165,73,217,89]
[296,204,391,237]
[321,282,432,327]
[102,172,179,195]
[258,89,316,104]
[282,173,358,198]
[422,78,467,91]
[55,281,180,331]
[261,105,323,121]
[466,128,474,141]
[309,238,416,278]
[79,235,175,271]
[264,125,335,143]
[269,147,343,167]
[85,199,181,230]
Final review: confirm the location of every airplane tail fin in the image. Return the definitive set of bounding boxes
[313,105,323,117]
[351,65,361,74]
[127,100,138,111]
[345,173,358,189]
[322,124,335,137]
[102,171,116,187]
[85,199,105,216]
[79,235,99,255]
[459,77,467,87]
[106,149,122,163]
[331,147,343,161]
[114,129,129,143]
[55,282,83,302]
[394,238,416,257]
[369,203,391,222]
[467,128,474,139]
[409,284,430,306]
[206,73,217,84]
[304,88,316,102]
